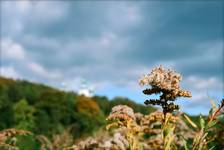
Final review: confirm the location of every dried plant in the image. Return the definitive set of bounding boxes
[64,137,99,150]
[141,110,179,150]
[105,106,196,150]
[139,65,191,117]
[63,66,222,150]
[37,127,74,150]
[36,135,53,150]
[63,128,129,150]
[68,99,222,150]
[0,128,30,150]
[138,66,191,149]
[106,105,142,150]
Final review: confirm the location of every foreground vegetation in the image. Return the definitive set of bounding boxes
[0,76,154,149]
[0,66,223,149]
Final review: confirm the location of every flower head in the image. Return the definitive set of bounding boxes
[107,105,136,122]
[140,65,191,114]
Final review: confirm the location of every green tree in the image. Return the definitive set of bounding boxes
[13,99,36,130]
[34,89,75,136]
[93,96,111,115]
[74,96,105,135]
[0,85,14,129]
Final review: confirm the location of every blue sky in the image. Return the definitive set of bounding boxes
[0,1,223,115]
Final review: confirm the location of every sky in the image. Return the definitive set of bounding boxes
[0,1,223,115]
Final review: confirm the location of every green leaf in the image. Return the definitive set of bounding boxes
[217,114,224,124]
[201,132,208,141]
[183,139,189,150]
[208,145,216,150]
[183,114,198,129]
[200,115,205,129]
[206,120,217,129]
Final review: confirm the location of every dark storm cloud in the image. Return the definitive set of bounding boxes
[14,1,222,80]
[120,2,223,79]
[20,1,142,39]
[1,1,223,99]
[25,2,107,39]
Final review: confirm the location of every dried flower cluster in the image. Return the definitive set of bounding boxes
[107,105,135,125]
[64,131,129,150]
[140,110,178,132]
[106,105,141,135]
[65,138,98,150]
[65,98,223,150]
[106,105,141,149]
[0,128,30,150]
[106,105,187,150]
[139,65,191,115]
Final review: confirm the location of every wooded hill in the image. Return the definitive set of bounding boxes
[0,76,155,139]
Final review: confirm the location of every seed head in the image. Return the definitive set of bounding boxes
[107,105,135,121]
[140,65,192,113]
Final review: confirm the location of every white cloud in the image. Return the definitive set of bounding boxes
[15,0,31,14]
[107,3,142,30]
[25,2,68,23]
[0,66,21,79]
[180,75,223,111]
[2,1,68,21]
[1,1,68,37]
[185,76,222,90]
[1,38,26,60]
[27,62,61,79]
[1,37,62,80]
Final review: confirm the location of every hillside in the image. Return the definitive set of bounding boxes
[0,76,155,138]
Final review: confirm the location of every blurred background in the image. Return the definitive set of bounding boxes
[0,1,223,115]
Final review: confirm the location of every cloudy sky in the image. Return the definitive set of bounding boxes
[0,1,223,115]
